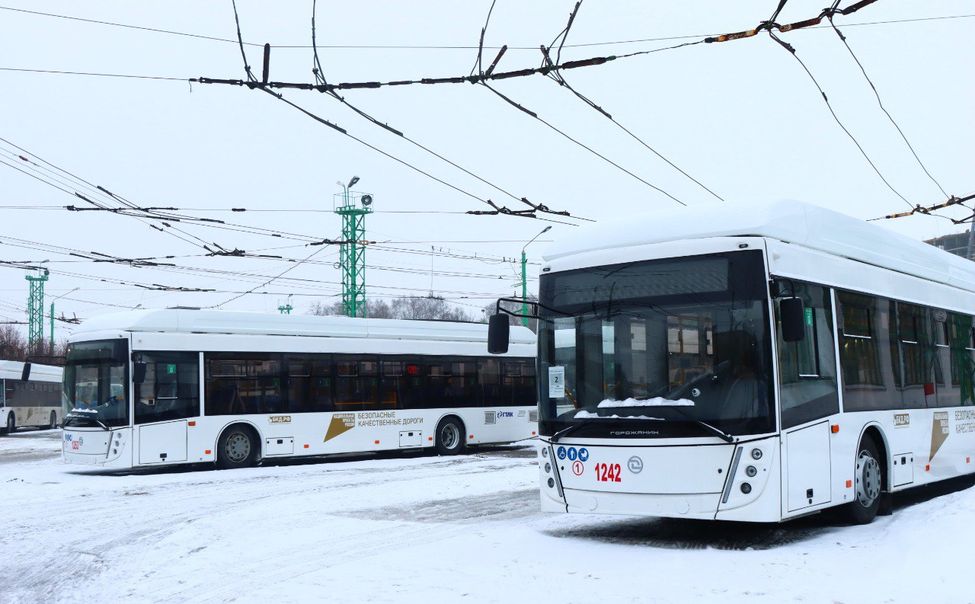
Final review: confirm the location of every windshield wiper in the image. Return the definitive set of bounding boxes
[550,422,586,443]
[688,418,735,443]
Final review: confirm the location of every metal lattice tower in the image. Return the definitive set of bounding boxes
[334,182,373,318]
[25,269,49,353]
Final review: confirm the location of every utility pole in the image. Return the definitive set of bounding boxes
[334,176,373,318]
[25,269,48,354]
[521,226,551,327]
[48,287,78,351]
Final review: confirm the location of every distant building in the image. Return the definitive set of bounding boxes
[925,228,973,261]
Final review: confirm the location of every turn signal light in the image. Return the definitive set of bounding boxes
[205,449,212,455]
[830,425,839,433]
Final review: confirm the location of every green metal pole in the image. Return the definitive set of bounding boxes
[50,302,54,351]
[521,250,528,327]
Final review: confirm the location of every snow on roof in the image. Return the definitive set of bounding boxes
[543,200,975,293]
[71,309,536,345]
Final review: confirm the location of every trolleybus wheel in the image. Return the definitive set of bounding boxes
[845,435,883,524]
[435,417,465,456]
[4,412,14,435]
[216,425,259,469]
[49,411,58,430]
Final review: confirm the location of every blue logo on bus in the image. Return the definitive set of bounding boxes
[567,448,578,461]
[578,447,589,462]
[557,446,567,460]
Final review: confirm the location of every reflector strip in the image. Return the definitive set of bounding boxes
[188,421,196,427]
[845,479,852,488]
[303,444,309,449]
[721,447,743,504]
[204,449,212,455]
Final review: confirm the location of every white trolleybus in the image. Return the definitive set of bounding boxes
[489,200,975,524]
[1,361,62,434]
[61,310,536,470]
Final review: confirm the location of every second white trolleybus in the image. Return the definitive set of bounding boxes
[62,310,536,470]
[490,200,975,524]
[1,361,62,434]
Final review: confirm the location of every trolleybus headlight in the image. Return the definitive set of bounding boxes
[547,478,555,488]
[544,463,552,473]
[740,482,752,494]
[745,465,757,477]
[750,448,763,460]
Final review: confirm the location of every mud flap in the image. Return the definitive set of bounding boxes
[878,492,893,516]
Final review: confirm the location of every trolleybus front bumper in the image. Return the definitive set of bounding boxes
[538,436,781,522]
[62,427,132,469]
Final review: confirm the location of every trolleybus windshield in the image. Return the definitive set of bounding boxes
[537,250,774,439]
[62,339,129,429]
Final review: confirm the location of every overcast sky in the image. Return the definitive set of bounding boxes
[1,1,972,337]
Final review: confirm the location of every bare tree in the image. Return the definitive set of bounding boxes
[309,296,474,322]
[0,325,28,361]
[308,298,394,319]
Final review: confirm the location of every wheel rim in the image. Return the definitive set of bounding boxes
[224,432,251,463]
[440,423,460,450]
[855,449,881,507]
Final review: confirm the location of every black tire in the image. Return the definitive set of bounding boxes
[216,425,259,469]
[4,412,15,436]
[844,434,883,524]
[435,417,465,456]
[49,411,58,430]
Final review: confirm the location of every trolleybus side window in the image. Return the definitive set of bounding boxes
[948,313,975,406]
[334,356,380,410]
[135,352,200,424]
[893,302,935,408]
[503,359,535,406]
[773,281,839,428]
[205,354,284,415]
[838,292,896,411]
[931,310,960,407]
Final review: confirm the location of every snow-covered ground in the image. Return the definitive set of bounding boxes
[1,430,973,603]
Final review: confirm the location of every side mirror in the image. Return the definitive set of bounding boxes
[781,298,806,342]
[133,362,148,384]
[488,313,510,354]
[20,361,31,382]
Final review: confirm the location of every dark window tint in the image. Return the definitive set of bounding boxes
[135,352,200,424]
[949,314,975,406]
[334,356,380,411]
[838,292,896,411]
[773,281,839,428]
[205,354,285,415]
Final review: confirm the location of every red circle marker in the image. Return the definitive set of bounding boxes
[572,460,584,476]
